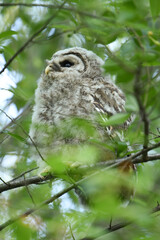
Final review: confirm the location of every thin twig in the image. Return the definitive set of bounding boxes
[0,3,113,23]
[105,45,135,74]
[0,100,32,134]
[107,221,131,233]
[129,28,144,50]
[24,175,36,206]
[0,108,45,162]
[134,66,150,161]
[0,174,52,193]
[0,177,10,186]
[152,201,160,213]
[81,221,131,240]
[0,1,67,75]
[69,223,76,240]
[8,167,38,183]
[0,182,75,231]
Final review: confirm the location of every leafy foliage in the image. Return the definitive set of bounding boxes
[0,0,160,239]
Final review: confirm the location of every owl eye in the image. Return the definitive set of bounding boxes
[60,60,74,68]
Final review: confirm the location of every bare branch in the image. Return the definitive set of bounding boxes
[0,108,46,162]
[95,153,160,169]
[152,202,160,213]
[0,177,10,186]
[23,174,36,206]
[8,167,38,182]
[0,3,113,23]
[0,174,53,193]
[0,100,32,134]
[134,66,150,161]
[0,1,67,75]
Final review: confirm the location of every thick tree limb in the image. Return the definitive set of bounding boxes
[0,175,52,193]
[0,150,160,194]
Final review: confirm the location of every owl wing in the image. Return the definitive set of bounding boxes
[91,79,128,136]
[91,79,136,176]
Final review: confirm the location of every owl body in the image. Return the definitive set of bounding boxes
[29,48,135,238]
[30,47,127,152]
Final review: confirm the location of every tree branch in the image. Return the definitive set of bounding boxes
[0,182,75,231]
[0,174,52,193]
[81,203,160,240]
[0,149,160,194]
[81,221,131,240]
[95,153,160,169]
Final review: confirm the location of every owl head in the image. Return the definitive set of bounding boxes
[44,47,104,80]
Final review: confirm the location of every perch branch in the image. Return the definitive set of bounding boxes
[0,149,160,194]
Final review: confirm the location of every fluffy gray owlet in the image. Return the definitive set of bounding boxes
[29,47,130,168]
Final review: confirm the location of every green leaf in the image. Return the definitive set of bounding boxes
[150,0,160,18]
[126,95,138,112]
[47,153,66,173]
[0,30,17,39]
[100,113,131,126]
[12,220,33,240]
[5,131,26,143]
[115,141,128,157]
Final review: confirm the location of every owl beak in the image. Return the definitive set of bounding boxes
[45,62,61,75]
[45,65,52,75]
